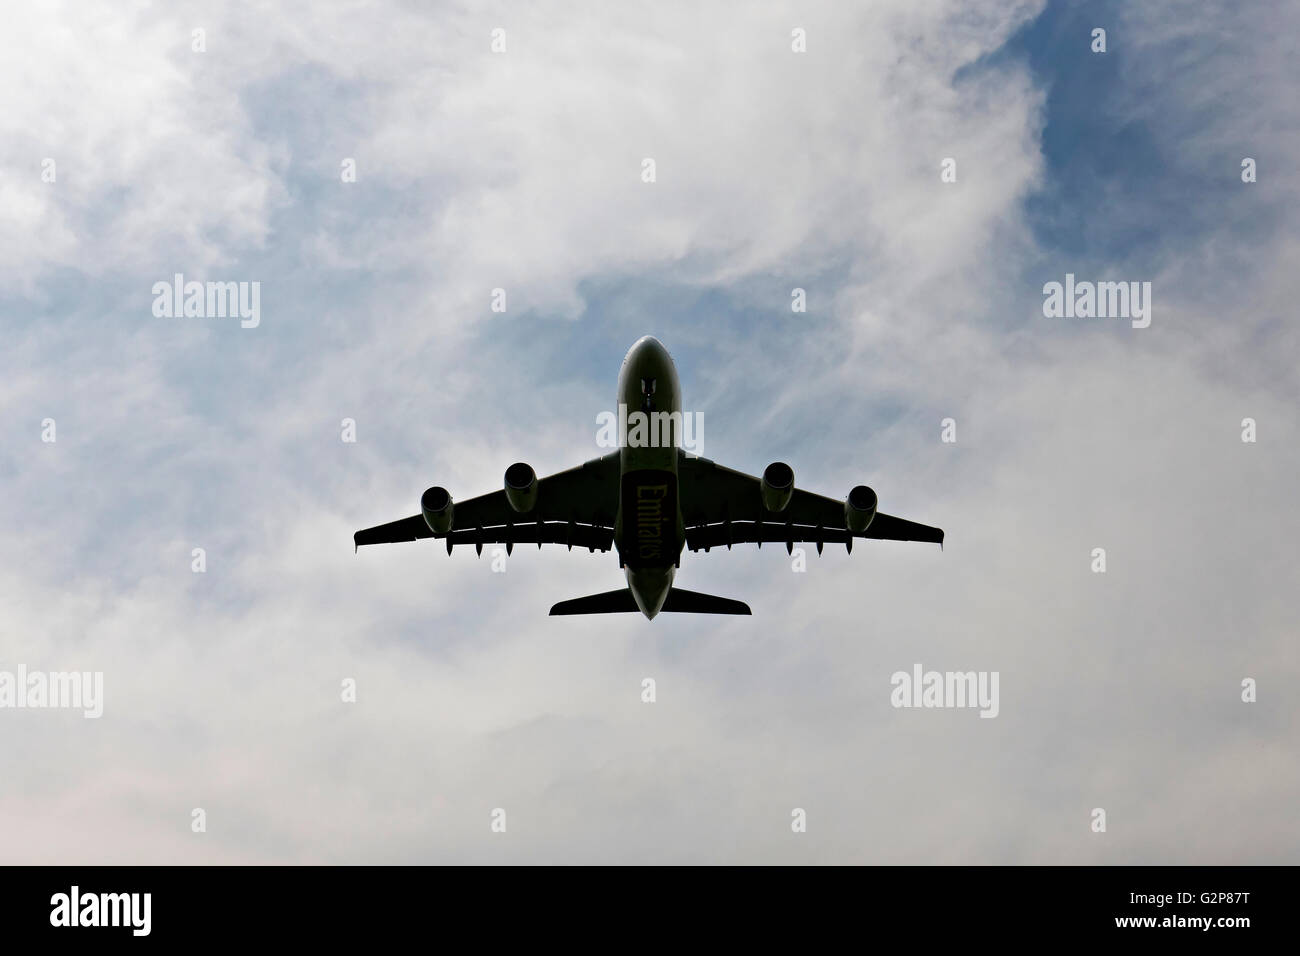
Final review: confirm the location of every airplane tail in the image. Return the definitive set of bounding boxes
[550,588,640,615]
[549,587,751,616]
[660,588,751,615]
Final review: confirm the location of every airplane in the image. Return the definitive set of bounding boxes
[354,336,943,618]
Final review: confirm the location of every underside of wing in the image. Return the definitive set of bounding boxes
[683,515,941,554]
[354,452,619,553]
[678,451,943,553]
[353,514,432,547]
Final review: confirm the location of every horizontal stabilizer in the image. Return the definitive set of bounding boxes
[660,588,751,615]
[550,588,641,616]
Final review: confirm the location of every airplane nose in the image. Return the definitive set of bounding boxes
[628,335,665,360]
[627,336,675,373]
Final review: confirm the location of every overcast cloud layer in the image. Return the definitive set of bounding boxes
[1,0,1296,863]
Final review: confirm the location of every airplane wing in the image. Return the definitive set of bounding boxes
[354,452,620,554]
[678,452,943,553]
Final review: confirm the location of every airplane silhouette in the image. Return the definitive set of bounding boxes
[355,336,943,618]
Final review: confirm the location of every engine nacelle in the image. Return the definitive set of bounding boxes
[504,462,538,513]
[760,461,794,513]
[421,486,454,534]
[845,485,877,533]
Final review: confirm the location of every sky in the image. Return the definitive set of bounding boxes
[1,0,1296,863]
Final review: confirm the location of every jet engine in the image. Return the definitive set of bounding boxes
[845,485,877,533]
[760,461,794,513]
[504,462,538,513]
[421,486,454,534]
